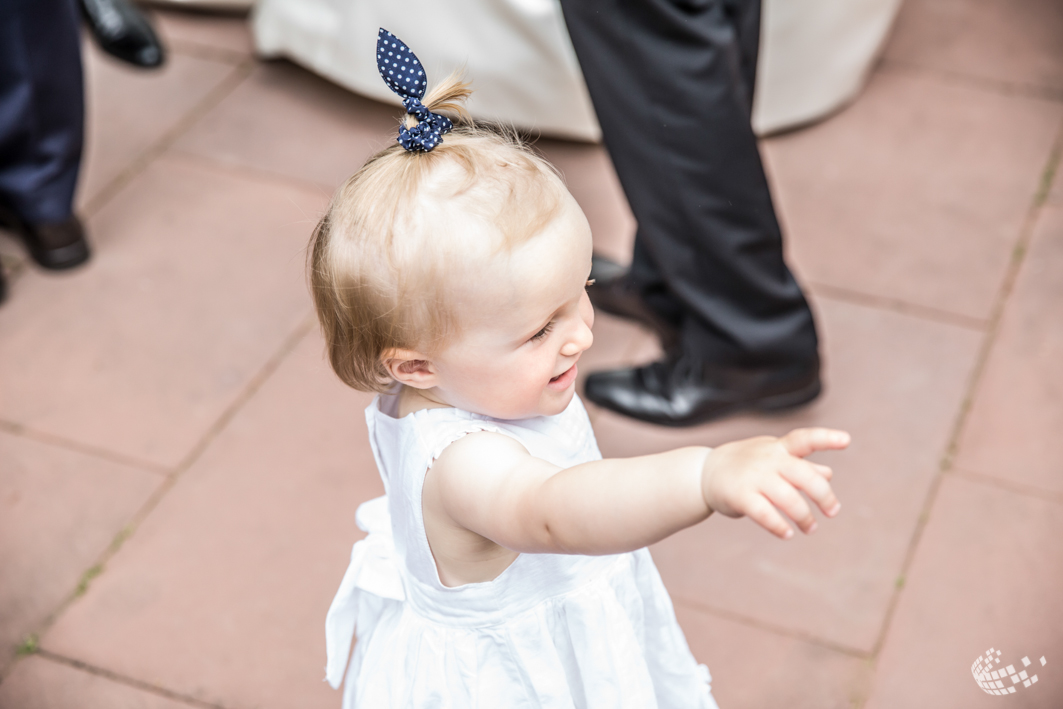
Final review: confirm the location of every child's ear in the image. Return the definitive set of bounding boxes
[381,348,438,389]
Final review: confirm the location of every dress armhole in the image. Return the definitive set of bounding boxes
[425,423,531,471]
[419,423,531,589]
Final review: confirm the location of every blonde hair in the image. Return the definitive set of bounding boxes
[309,74,567,392]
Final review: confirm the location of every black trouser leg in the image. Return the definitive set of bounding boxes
[560,0,818,368]
[0,0,85,224]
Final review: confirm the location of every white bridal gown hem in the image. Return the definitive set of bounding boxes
[252,0,903,140]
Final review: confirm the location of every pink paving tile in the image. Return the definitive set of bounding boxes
[0,431,160,673]
[154,7,255,57]
[42,330,381,709]
[674,604,870,708]
[763,69,1063,321]
[0,232,28,280]
[535,139,637,265]
[866,476,1063,708]
[0,655,194,709]
[591,297,983,652]
[0,154,325,468]
[954,205,1063,495]
[883,0,1063,92]
[77,37,238,210]
[174,61,401,190]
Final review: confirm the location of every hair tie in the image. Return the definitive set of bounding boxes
[377,29,453,153]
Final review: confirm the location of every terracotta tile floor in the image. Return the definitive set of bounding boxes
[1,3,1061,708]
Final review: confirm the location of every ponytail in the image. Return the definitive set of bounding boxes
[402,71,473,130]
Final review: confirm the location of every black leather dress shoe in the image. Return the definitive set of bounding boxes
[585,354,822,427]
[81,0,166,69]
[25,217,91,269]
[588,254,680,350]
[0,206,91,270]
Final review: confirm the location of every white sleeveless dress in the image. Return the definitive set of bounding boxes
[325,391,719,708]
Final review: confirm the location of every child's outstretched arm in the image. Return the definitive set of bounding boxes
[427,427,850,556]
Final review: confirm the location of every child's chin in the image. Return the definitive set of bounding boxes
[484,390,575,420]
[540,389,575,416]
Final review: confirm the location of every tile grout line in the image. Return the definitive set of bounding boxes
[0,418,171,477]
[35,650,228,709]
[856,117,1063,707]
[1,52,263,681]
[167,39,250,66]
[3,32,1053,705]
[806,281,989,332]
[168,313,316,476]
[80,56,256,220]
[2,46,254,291]
[0,313,316,684]
[672,595,870,660]
[167,147,336,199]
[877,59,1063,104]
[950,467,1063,507]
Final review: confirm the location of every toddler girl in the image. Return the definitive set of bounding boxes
[316,29,849,708]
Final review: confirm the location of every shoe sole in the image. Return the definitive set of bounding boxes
[753,377,823,413]
[589,377,823,428]
[29,239,91,270]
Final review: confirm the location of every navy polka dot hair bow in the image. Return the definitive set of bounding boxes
[377,28,453,153]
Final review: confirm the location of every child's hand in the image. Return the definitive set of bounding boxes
[700,428,850,539]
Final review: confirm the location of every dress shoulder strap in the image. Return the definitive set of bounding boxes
[419,417,529,471]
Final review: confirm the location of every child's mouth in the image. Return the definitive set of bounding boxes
[548,364,578,390]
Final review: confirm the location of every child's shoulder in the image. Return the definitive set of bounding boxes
[369,390,595,474]
[369,391,526,458]
[433,427,531,471]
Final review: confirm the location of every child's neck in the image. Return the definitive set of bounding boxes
[396,385,452,418]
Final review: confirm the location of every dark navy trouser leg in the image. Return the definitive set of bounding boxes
[0,0,85,224]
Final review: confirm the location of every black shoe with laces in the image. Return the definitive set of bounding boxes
[584,353,822,427]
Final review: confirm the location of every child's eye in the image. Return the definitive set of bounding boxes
[530,322,554,342]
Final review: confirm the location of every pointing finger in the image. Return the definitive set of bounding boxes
[780,428,851,458]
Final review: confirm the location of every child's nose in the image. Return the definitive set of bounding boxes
[560,318,593,357]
